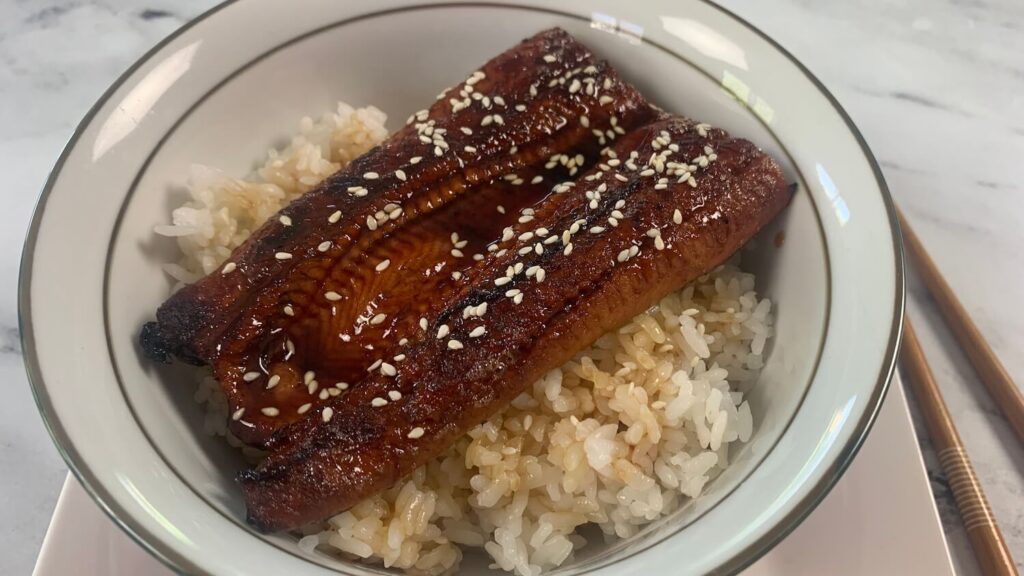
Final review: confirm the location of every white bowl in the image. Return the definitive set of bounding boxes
[20,1,903,574]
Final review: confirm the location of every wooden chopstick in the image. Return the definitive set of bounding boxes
[898,209,1024,444]
[901,317,1018,576]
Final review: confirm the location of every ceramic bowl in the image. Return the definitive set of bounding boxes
[20,1,902,574]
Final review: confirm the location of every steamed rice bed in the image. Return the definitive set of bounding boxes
[159,102,773,576]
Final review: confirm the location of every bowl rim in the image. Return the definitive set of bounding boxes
[19,1,904,574]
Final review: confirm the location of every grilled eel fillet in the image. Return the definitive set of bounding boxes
[140,28,790,532]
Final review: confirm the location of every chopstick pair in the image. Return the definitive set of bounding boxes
[897,209,1021,576]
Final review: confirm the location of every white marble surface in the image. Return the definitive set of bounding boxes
[0,0,1021,574]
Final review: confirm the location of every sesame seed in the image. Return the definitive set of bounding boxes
[419,318,428,330]
[376,259,391,272]
[543,54,557,63]
[231,408,245,421]
[410,156,422,164]
[568,79,581,93]
[394,354,406,362]
[673,209,683,224]
[481,115,494,126]
[495,276,511,286]
[617,249,630,262]
[371,313,387,325]
[655,236,666,250]
[590,226,606,234]
[221,262,236,274]
[261,407,280,417]
[279,215,292,226]
[367,216,378,230]
[505,288,521,297]
[266,375,281,389]
[381,362,397,376]
[371,397,388,407]
[475,302,488,316]
[317,241,332,252]
[536,269,546,282]
[497,205,506,214]
[322,407,334,422]
[469,326,486,338]
[448,339,464,350]
[513,293,524,305]
[452,271,463,280]
[328,210,342,224]
[337,382,349,390]
[325,291,342,301]
[437,324,450,338]
[407,426,425,439]
[363,171,379,179]
[275,252,292,260]
[297,403,312,415]
[319,389,329,400]
[394,169,407,181]
[242,371,261,382]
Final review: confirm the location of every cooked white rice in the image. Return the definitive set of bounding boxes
[157,102,773,576]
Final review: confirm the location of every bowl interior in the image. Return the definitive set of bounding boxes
[104,6,827,573]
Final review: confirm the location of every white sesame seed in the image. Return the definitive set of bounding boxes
[297,403,312,415]
[261,407,280,417]
[674,209,683,224]
[317,241,332,252]
[406,426,425,439]
[279,215,292,226]
[437,324,450,338]
[325,291,342,301]
[543,54,557,63]
[655,236,666,250]
[242,371,261,382]
[475,302,488,316]
[452,271,463,280]
[469,326,486,338]
[394,169,407,181]
[307,380,319,394]
[231,407,245,421]
[371,397,388,407]
[336,382,349,390]
[275,252,292,260]
[394,354,406,362]
[375,259,391,272]
[322,407,334,422]
[419,318,428,330]
[266,375,281,390]
[495,276,511,286]
[481,115,494,126]
[221,262,236,274]
[363,171,379,179]
[536,268,546,282]
[319,389,329,400]
[590,226,606,234]
[328,210,342,224]
[371,313,387,325]
[410,156,422,164]
[617,249,630,262]
[381,362,397,376]
[367,216,378,230]
[513,293,524,305]
[448,339,464,350]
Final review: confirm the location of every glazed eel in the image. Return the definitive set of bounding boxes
[140,28,790,532]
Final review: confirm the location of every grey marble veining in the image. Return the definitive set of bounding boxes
[1,0,1021,574]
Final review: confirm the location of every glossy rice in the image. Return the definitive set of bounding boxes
[158,102,773,576]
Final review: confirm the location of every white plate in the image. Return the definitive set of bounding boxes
[34,381,949,576]
[20,1,903,574]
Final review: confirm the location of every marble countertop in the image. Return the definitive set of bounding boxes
[1,0,1021,574]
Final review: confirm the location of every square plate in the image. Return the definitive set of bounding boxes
[33,375,953,575]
